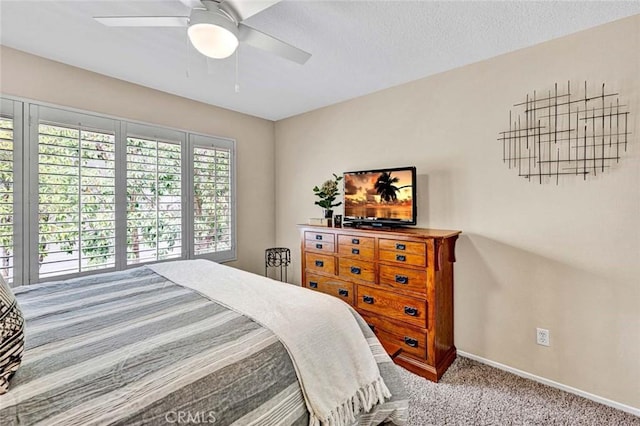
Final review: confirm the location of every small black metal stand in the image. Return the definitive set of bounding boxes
[265,247,291,282]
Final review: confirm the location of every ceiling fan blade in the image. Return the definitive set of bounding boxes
[238,24,311,64]
[178,0,205,9]
[94,16,188,27]
[220,0,281,22]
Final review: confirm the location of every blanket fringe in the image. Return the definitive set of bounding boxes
[309,376,392,426]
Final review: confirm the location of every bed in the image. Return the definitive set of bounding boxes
[0,260,408,425]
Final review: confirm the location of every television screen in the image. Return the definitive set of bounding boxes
[343,166,416,225]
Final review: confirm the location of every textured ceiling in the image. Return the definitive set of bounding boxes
[1,1,639,121]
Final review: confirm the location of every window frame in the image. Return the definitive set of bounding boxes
[0,99,24,287]
[1,95,237,285]
[30,105,120,281]
[188,133,237,263]
[124,122,189,266]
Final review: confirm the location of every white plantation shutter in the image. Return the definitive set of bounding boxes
[0,99,22,285]
[33,107,117,279]
[190,134,235,261]
[125,124,185,265]
[0,117,13,281]
[1,98,236,285]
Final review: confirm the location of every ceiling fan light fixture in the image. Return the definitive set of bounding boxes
[188,9,238,59]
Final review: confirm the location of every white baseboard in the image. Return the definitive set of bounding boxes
[457,350,640,418]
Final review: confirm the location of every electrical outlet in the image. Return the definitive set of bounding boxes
[536,328,550,346]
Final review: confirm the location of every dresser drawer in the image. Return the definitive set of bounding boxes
[360,312,427,359]
[305,253,335,274]
[305,231,335,245]
[338,244,374,260]
[338,234,375,249]
[379,265,427,295]
[305,273,354,305]
[337,235,375,260]
[304,239,335,254]
[379,239,426,255]
[356,286,427,328]
[338,258,375,283]
[379,249,425,267]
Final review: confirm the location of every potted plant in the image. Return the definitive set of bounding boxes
[313,173,343,219]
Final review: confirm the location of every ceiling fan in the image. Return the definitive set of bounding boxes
[94,0,311,64]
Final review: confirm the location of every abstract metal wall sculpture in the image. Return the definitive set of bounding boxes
[498,82,631,184]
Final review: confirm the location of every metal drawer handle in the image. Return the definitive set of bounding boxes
[338,288,349,297]
[350,266,361,275]
[396,243,406,250]
[396,254,406,262]
[404,306,418,316]
[309,281,318,288]
[315,235,323,240]
[395,275,408,285]
[351,248,360,255]
[363,295,374,304]
[352,238,360,244]
[315,260,324,267]
[404,337,418,347]
[315,243,323,249]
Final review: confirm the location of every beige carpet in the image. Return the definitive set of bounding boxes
[397,356,640,425]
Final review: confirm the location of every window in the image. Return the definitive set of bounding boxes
[0,100,237,285]
[126,124,184,265]
[0,99,23,286]
[0,103,15,283]
[190,134,235,261]
[37,122,117,278]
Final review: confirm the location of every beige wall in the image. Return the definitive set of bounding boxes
[0,46,276,275]
[275,15,640,408]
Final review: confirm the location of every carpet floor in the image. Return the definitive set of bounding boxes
[397,356,640,425]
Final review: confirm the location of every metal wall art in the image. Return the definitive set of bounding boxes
[498,81,631,184]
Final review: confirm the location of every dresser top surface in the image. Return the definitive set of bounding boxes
[298,224,461,239]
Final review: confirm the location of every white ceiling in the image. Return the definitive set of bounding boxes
[1,1,639,121]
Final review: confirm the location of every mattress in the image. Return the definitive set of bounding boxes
[0,266,408,425]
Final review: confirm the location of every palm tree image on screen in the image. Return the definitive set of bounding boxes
[345,171,413,220]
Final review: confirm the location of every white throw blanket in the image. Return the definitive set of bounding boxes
[149,260,390,426]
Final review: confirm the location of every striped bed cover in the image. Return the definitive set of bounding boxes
[0,266,408,425]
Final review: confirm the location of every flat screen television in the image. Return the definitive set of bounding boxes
[343,166,417,227]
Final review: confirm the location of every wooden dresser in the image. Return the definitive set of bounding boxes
[298,224,461,381]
